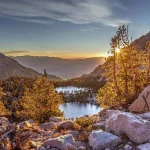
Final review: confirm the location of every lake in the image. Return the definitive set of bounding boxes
[59,102,101,119]
[56,86,88,94]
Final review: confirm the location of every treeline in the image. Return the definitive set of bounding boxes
[54,75,106,91]
[97,25,150,108]
[0,76,63,122]
[60,89,96,104]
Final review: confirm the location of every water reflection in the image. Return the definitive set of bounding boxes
[59,102,101,119]
[56,86,87,93]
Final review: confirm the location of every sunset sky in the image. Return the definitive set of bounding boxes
[0,0,150,58]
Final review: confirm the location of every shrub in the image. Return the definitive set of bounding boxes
[75,116,97,131]
[0,88,10,116]
[13,77,63,122]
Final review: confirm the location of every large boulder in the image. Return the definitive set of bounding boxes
[89,131,122,150]
[42,134,75,150]
[129,86,150,112]
[106,110,150,144]
[57,121,80,131]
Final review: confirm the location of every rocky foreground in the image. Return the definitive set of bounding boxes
[1,109,150,150]
[2,86,150,150]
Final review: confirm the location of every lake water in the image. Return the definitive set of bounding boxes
[59,102,101,119]
[56,86,87,93]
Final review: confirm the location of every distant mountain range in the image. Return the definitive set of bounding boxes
[11,56,105,79]
[3,31,150,81]
[0,53,62,81]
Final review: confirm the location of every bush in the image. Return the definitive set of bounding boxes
[75,116,97,131]
[0,88,10,116]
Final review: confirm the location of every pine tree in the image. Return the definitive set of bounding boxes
[97,25,148,107]
[14,77,63,122]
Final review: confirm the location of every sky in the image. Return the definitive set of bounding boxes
[0,0,150,58]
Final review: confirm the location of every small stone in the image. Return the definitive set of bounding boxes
[124,144,132,150]
[57,121,80,131]
[92,123,105,130]
[46,145,50,148]
[18,121,32,129]
[28,141,37,148]
[78,146,85,150]
[40,122,57,130]
[127,142,133,145]
[67,143,78,150]
[11,142,16,149]
[39,146,46,150]
[49,117,63,123]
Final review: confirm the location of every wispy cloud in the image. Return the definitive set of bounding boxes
[3,50,71,57]
[4,50,30,55]
[0,0,130,27]
[3,50,102,58]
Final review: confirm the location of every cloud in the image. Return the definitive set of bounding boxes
[81,26,101,32]
[0,0,130,27]
[3,50,71,57]
[4,50,30,55]
[103,19,131,27]
[3,50,104,58]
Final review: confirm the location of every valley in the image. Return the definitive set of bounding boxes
[1,4,150,148]
[11,56,105,79]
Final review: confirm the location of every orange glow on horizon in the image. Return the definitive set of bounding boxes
[3,50,106,59]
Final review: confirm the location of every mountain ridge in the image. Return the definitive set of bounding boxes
[0,53,62,81]
[87,31,150,78]
[132,31,150,51]
[11,56,105,79]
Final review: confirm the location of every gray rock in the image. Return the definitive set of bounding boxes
[89,131,122,150]
[28,141,37,148]
[124,144,132,150]
[40,122,57,130]
[106,110,150,144]
[137,143,150,150]
[129,86,150,112]
[43,134,75,150]
[92,123,105,130]
[57,121,79,131]
[49,117,63,123]
[18,121,32,129]
[66,130,79,138]
[39,146,46,150]
[138,112,150,121]
[78,146,86,150]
